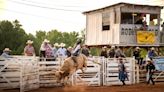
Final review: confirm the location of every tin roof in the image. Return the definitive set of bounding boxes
[83,2,163,14]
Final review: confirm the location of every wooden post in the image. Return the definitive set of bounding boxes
[136,65,140,83]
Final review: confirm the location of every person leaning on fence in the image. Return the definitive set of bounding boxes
[118,57,128,85]
[24,40,35,56]
[146,59,155,85]
[100,46,108,58]
[1,48,13,58]
[40,39,48,58]
[115,46,126,58]
[52,43,59,60]
[148,47,158,60]
[56,43,67,57]
[108,46,116,58]
[81,44,90,57]
[133,47,141,64]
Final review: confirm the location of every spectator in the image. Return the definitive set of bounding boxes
[81,44,90,57]
[133,47,141,64]
[24,40,35,56]
[148,47,157,60]
[100,46,108,58]
[161,22,164,32]
[52,43,59,59]
[146,59,155,85]
[1,48,12,58]
[115,46,125,58]
[40,39,53,58]
[66,46,72,57]
[118,57,127,85]
[135,16,144,25]
[150,18,155,26]
[57,43,67,57]
[108,46,116,58]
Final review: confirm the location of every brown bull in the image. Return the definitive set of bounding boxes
[55,54,87,84]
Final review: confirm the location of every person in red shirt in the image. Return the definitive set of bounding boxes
[24,40,35,56]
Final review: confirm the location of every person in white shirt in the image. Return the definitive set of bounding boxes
[52,43,59,59]
[57,43,67,57]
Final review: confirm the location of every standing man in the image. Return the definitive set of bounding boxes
[146,59,155,85]
[108,46,116,58]
[52,43,59,59]
[40,39,53,58]
[57,43,67,57]
[24,40,35,56]
[118,58,127,85]
[100,46,108,58]
[115,46,125,58]
[161,22,164,32]
[148,47,158,60]
[81,44,90,57]
[1,48,12,58]
[133,47,141,64]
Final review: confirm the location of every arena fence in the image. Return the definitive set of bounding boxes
[103,58,137,86]
[73,57,104,86]
[0,56,39,92]
[38,58,61,87]
[0,56,143,92]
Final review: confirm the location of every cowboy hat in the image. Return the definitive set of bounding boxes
[136,47,140,49]
[111,46,115,48]
[103,46,107,48]
[3,48,11,52]
[60,43,65,47]
[54,43,59,47]
[43,39,50,43]
[68,46,72,49]
[151,47,155,50]
[147,58,151,62]
[26,40,33,44]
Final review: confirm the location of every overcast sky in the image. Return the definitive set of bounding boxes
[0,0,163,35]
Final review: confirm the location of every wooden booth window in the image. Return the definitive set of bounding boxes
[102,12,110,31]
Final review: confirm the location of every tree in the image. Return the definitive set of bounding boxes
[0,20,28,55]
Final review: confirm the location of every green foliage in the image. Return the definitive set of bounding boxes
[124,47,133,57]
[140,48,148,58]
[90,47,101,56]
[0,20,28,55]
[159,47,164,56]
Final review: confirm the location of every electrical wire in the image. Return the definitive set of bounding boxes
[20,0,85,8]
[7,0,83,12]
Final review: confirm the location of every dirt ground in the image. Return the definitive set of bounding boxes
[1,83,164,92]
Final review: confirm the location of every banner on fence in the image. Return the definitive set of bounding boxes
[153,58,164,71]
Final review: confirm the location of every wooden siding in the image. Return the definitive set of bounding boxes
[85,8,121,46]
